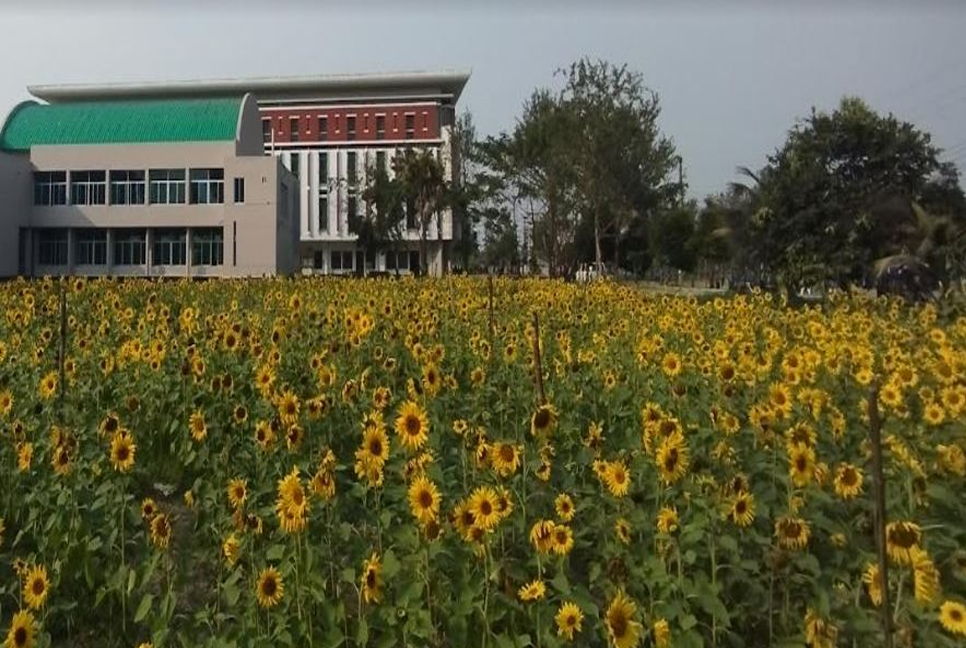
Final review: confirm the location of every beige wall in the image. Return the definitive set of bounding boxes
[1,141,296,278]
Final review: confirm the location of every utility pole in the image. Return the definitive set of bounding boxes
[677,156,684,206]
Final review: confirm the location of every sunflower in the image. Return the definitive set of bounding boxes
[555,493,575,522]
[602,461,631,498]
[408,474,440,525]
[730,491,756,528]
[51,446,71,476]
[38,372,58,400]
[285,424,305,450]
[803,608,838,648]
[775,516,810,550]
[255,566,284,608]
[530,404,558,437]
[468,486,501,531]
[470,366,486,388]
[277,390,300,425]
[653,618,670,648]
[189,411,207,442]
[22,565,49,610]
[551,524,575,556]
[140,498,157,521]
[923,402,945,426]
[150,513,172,550]
[16,442,33,472]
[833,463,863,500]
[912,547,941,604]
[518,579,546,602]
[787,442,815,488]
[605,590,642,648]
[223,534,241,567]
[227,478,247,510]
[0,391,10,417]
[529,519,556,554]
[109,430,136,473]
[98,412,120,437]
[361,552,383,604]
[311,466,337,501]
[421,363,441,397]
[886,521,921,565]
[656,507,679,535]
[555,601,584,641]
[656,431,689,485]
[862,562,883,607]
[939,600,966,637]
[661,352,682,377]
[615,518,632,545]
[254,420,275,451]
[275,468,308,535]
[395,400,429,452]
[233,405,248,425]
[491,442,521,477]
[4,610,36,648]
[495,487,514,519]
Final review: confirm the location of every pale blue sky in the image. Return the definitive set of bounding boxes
[3,1,966,197]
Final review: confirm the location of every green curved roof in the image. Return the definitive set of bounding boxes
[0,97,242,152]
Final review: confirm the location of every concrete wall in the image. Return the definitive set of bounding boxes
[0,153,31,277]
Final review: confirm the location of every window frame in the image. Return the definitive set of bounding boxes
[153,229,187,266]
[149,169,187,205]
[376,115,386,140]
[36,229,69,266]
[289,117,300,142]
[191,227,224,266]
[70,170,107,206]
[233,177,246,204]
[75,229,107,265]
[33,171,68,207]
[113,230,146,266]
[189,168,225,205]
[109,170,146,206]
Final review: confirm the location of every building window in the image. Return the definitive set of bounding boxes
[189,169,225,204]
[376,151,387,174]
[346,152,357,186]
[37,229,68,265]
[153,229,187,265]
[109,170,146,205]
[313,250,324,269]
[149,169,186,204]
[262,119,272,143]
[192,227,224,266]
[233,177,245,203]
[290,154,300,179]
[318,116,327,141]
[347,195,358,222]
[347,116,356,141]
[33,172,67,206]
[75,229,107,265]
[70,171,107,206]
[405,114,416,139]
[330,250,354,272]
[114,230,146,265]
[405,196,417,230]
[376,115,386,140]
[289,117,300,142]
[318,196,328,233]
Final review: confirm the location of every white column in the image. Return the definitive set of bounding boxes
[309,151,319,239]
[298,151,309,240]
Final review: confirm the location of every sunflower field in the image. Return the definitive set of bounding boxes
[1,276,966,648]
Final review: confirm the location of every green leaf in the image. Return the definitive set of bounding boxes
[127,567,137,595]
[135,593,154,623]
[266,544,286,562]
[356,618,368,645]
[382,549,401,579]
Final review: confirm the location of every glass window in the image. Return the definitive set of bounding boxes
[318,196,328,234]
[189,168,224,205]
[346,152,357,185]
[409,250,421,272]
[109,170,146,206]
[153,229,187,265]
[376,115,386,140]
[149,169,186,205]
[75,229,107,265]
[191,227,224,266]
[289,117,300,142]
[376,151,387,174]
[262,119,272,143]
[70,171,107,206]
[290,155,300,179]
[347,116,356,141]
[233,177,245,204]
[347,196,358,222]
[405,196,417,230]
[114,230,146,265]
[33,172,67,206]
[405,114,416,139]
[37,229,68,265]
[331,250,353,272]
[318,116,327,141]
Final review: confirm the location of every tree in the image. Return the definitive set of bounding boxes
[390,148,450,276]
[450,111,484,270]
[649,201,699,273]
[750,96,966,290]
[562,59,678,271]
[358,164,405,274]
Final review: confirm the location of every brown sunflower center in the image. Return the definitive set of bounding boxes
[14,627,27,647]
[499,445,515,462]
[951,608,963,622]
[366,570,377,588]
[418,490,433,509]
[262,578,277,596]
[405,416,421,436]
[795,456,807,472]
[842,468,857,486]
[889,525,919,548]
[117,446,130,461]
[370,439,383,456]
[610,611,628,638]
[736,500,747,514]
[533,409,550,429]
[32,578,45,595]
[480,500,493,516]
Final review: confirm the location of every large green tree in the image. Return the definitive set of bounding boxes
[751,97,966,289]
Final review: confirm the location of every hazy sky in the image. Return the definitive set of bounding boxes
[3,1,966,197]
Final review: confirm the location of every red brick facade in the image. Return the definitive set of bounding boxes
[261,103,440,144]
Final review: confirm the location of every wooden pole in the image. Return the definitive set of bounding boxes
[488,274,495,347]
[868,382,893,648]
[531,313,545,405]
[58,281,67,416]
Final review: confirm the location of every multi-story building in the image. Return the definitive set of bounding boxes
[29,70,472,276]
[0,94,299,278]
